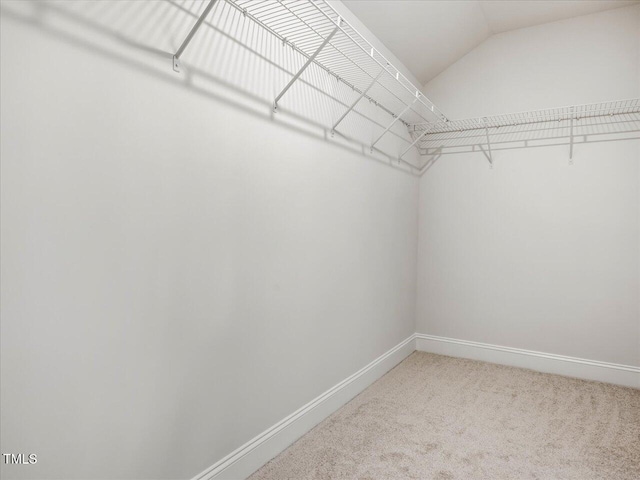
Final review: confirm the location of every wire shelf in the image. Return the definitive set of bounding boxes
[412,99,640,142]
[170,1,639,171]
[406,99,640,170]
[225,0,447,127]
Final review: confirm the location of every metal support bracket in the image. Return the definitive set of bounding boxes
[172,0,218,73]
[399,123,433,160]
[483,118,493,168]
[274,20,341,112]
[569,106,575,165]
[370,98,418,152]
[331,69,383,134]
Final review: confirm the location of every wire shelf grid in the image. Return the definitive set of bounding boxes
[412,99,640,138]
[409,98,640,163]
[228,0,447,128]
[171,0,639,169]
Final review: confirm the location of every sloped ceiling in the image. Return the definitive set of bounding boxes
[341,0,639,84]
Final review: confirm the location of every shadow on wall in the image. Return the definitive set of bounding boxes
[0,0,423,176]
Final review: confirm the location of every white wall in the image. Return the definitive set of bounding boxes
[0,1,418,479]
[418,5,640,366]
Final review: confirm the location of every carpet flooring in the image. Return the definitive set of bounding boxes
[249,352,640,480]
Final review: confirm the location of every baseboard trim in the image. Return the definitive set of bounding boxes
[193,332,638,480]
[192,334,417,480]
[415,333,640,389]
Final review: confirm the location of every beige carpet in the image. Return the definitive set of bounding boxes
[249,352,640,480]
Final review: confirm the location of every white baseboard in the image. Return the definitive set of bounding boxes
[192,334,417,480]
[415,333,640,389]
[193,333,637,480]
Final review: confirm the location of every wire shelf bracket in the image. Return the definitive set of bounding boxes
[482,118,493,168]
[569,106,575,164]
[331,69,384,134]
[400,122,435,161]
[273,20,341,113]
[172,0,218,73]
[371,97,418,154]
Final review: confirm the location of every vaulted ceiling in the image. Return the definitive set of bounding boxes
[342,0,639,84]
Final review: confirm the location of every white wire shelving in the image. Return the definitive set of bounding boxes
[226,0,447,121]
[410,99,640,169]
[171,0,447,169]
[170,0,640,173]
